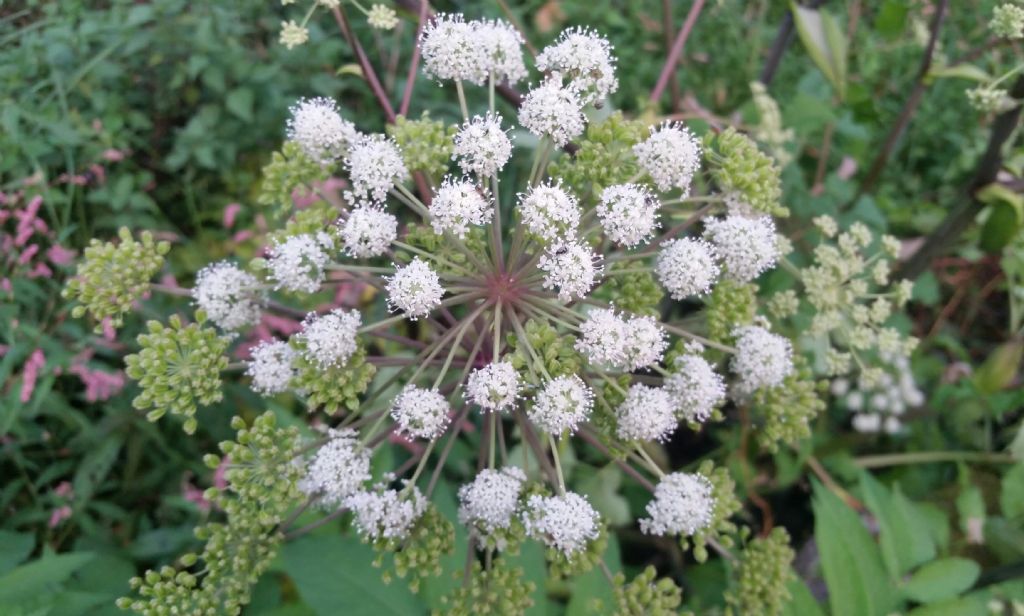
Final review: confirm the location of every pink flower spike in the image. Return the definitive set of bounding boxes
[47,245,76,265]
[223,203,242,229]
[102,148,126,162]
[20,348,46,403]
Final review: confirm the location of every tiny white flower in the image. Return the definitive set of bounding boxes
[267,232,334,294]
[529,374,594,435]
[731,325,794,396]
[476,19,528,85]
[299,428,371,508]
[386,257,444,320]
[596,184,660,247]
[466,360,521,412]
[852,413,882,433]
[623,315,667,370]
[640,472,715,537]
[615,384,678,442]
[429,176,493,238]
[518,78,586,147]
[656,238,720,299]
[286,97,360,164]
[522,492,600,558]
[575,308,629,367]
[665,351,726,423]
[193,261,264,331]
[295,308,362,368]
[704,215,779,282]
[633,121,701,194]
[345,134,408,204]
[339,206,397,258]
[453,113,513,177]
[345,483,427,541]
[518,180,581,243]
[245,340,296,395]
[391,385,451,440]
[536,27,618,104]
[539,240,602,302]
[458,467,526,541]
[419,13,486,84]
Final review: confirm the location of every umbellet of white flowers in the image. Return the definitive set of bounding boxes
[193,261,264,331]
[640,471,715,537]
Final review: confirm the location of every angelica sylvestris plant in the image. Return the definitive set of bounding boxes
[60,12,915,616]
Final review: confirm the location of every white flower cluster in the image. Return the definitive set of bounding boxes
[529,374,594,435]
[420,15,527,85]
[596,184,660,247]
[615,384,678,443]
[267,232,334,293]
[299,428,371,508]
[429,176,492,238]
[665,347,726,423]
[833,353,923,434]
[703,216,779,283]
[640,472,715,537]
[386,257,444,320]
[731,324,794,397]
[453,113,513,178]
[295,309,361,368]
[633,122,701,194]
[575,308,666,371]
[539,241,602,302]
[536,27,618,105]
[466,360,521,412]
[656,238,720,300]
[287,97,360,164]
[522,492,600,558]
[344,483,428,541]
[245,339,296,395]
[390,385,451,440]
[518,181,581,243]
[193,261,264,331]
[345,134,407,204]
[518,78,586,147]
[457,466,526,543]
[339,207,397,259]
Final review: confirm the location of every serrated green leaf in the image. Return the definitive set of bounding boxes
[791,3,848,100]
[0,552,95,605]
[859,472,936,577]
[903,558,980,604]
[927,64,993,83]
[780,574,826,616]
[0,531,35,576]
[226,87,254,122]
[565,534,622,616]
[1000,463,1024,519]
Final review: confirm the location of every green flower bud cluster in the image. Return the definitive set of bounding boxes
[118,413,303,615]
[724,527,795,616]
[613,566,687,616]
[706,279,758,345]
[386,113,455,179]
[268,200,342,246]
[967,86,1015,114]
[436,559,535,616]
[991,4,1024,39]
[508,318,583,381]
[751,356,826,452]
[290,343,375,414]
[548,523,608,579]
[684,460,741,563]
[704,128,787,217]
[396,222,487,276]
[64,227,169,332]
[257,141,329,218]
[766,289,800,320]
[599,265,663,316]
[749,82,795,168]
[588,374,633,458]
[372,502,455,592]
[548,111,647,197]
[124,312,229,434]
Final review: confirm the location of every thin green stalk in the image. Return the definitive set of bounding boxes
[455,80,470,121]
[508,309,551,380]
[548,433,567,494]
[432,308,484,388]
[855,451,1015,469]
[635,445,666,478]
[391,240,477,277]
[405,437,439,491]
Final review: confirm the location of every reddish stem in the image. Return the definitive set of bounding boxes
[649,0,706,105]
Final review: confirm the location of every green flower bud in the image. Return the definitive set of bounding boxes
[704,128,787,217]
[437,559,535,616]
[386,112,455,179]
[751,356,826,452]
[258,141,329,219]
[613,566,687,616]
[725,527,795,616]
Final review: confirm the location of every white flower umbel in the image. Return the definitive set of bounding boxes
[539,240,602,302]
[386,257,444,320]
[536,27,618,105]
[665,349,726,423]
[639,472,714,537]
[339,206,397,258]
[596,184,660,247]
[457,467,526,539]
[429,176,492,238]
[704,215,779,282]
[286,97,360,164]
[731,324,794,397]
[453,113,513,178]
[344,483,428,541]
[656,238,720,299]
[633,121,701,194]
[466,360,521,412]
[529,374,594,435]
[615,384,678,443]
[518,180,581,243]
[518,78,586,147]
[575,308,628,367]
[623,315,668,370]
[344,134,408,204]
[298,428,371,508]
[476,19,528,85]
[391,385,451,440]
[295,308,361,368]
[245,340,296,395]
[522,492,600,558]
[193,261,264,331]
[267,232,333,293]
[419,13,485,84]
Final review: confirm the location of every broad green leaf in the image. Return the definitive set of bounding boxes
[0,530,35,575]
[282,535,425,616]
[927,64,993,83]
[956,484,986,539]
[908,596,988,616]
[73,432,124,505]
[859,473,936,577]
[974,340,1024,394]
[980,202,1023,253]
[0,552,95,605]
[903,558,980,604]
[791,3,848,100]
[1000,463,1024,519]
[577,464,630,526]
[780,574,826,616]
[565,534,622,616]
[226,87,254,122]
[1010,420,1024,460]
[874,0,908,38]
[504,541,548,616]
[812,481,898,616]
[420,480,469,611]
